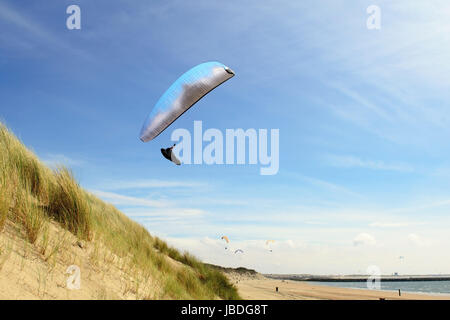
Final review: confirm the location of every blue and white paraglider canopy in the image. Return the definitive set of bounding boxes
[140,61,235,143]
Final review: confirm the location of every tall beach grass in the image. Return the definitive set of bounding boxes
[0,122,239,300]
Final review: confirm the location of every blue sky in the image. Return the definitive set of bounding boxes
[2,0,450,274]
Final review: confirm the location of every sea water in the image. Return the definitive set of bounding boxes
[310,280,450,295]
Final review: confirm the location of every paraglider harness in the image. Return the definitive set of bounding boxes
[161,143,181,165]
[161,144,176,161]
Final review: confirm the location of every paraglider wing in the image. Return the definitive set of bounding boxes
[221,235,230,250]
[234,249,244,254]
[140,61,235,142]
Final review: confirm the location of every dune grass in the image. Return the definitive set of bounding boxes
[0,122,239,300]
[0,160,12,231]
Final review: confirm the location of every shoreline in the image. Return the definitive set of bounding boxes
[307,280,450,298]
[231,277,450,300]
[265,274,450,282]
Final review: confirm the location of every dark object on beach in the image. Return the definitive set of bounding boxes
[75,241,84,249]
[398,289,401,296]
[276,287,278,292]
[379,298,385,300]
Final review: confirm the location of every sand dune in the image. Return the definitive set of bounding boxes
[0,220,152,299]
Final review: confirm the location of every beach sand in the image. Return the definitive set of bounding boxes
[0,220,162,300]
[232,278,450,300]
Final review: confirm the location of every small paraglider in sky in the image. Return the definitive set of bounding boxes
[139,61,235,165]
[221,236,230,250]
[234,249,244,254]
[266,240,275,252]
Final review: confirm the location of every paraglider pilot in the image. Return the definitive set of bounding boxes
[161,144,176,161]
[161,144,181,165]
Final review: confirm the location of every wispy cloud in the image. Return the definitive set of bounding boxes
[299,174,362,198]
[386,199,450,215]
[0,2,91,59]
[124,207,205,218]
[408,233,431,247]
[325,154,414,172]
[0,2,56,43]
[353,233,376,246]
[42,154,85,168]
[96,179,206,190]
[328,83,393,122]
[369,222,411,228]
[90,190,168,208]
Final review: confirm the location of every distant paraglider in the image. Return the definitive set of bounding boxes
[221,236,230,250]
[139,61,235,164]
[234,249,244,254]
[266,240,275,252]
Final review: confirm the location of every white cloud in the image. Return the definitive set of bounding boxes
[163,233,450,275]
[408,233,431,247]
[124,207,205,218]
[353,233,376,246]
[0,2,56,44]
[0,2,91,59]
[387,199,450,215]
[97,179,206,190]
[295,173,362,198]
[328,84,393,122]
[285,240,295,248]
[90,190,168,208]
[42,154,84,168]
[369,222,411,228]
[325,155,414,172]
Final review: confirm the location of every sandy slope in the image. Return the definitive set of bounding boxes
[0,220,160,299]
[234,278,450,300]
